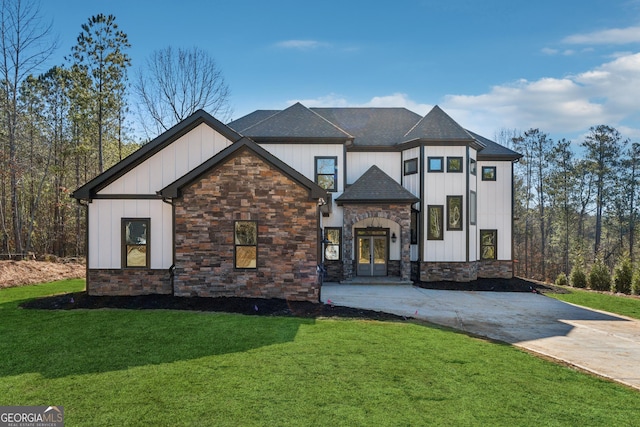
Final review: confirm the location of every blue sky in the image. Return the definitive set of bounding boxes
[39,0,640,143]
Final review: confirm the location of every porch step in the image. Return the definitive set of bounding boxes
[339,276,414,286]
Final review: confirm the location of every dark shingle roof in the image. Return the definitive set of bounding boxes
[404,105,476,142]
[228,110,278,133]
[467,130,522,161]
[312,108,422,146]
[336,166,419,205]
[235,102,352,140]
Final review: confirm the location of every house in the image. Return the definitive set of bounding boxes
[72,103,521,302]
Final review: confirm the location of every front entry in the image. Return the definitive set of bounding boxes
[356,229,388,276]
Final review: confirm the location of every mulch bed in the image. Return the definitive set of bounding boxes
[21,277,565,320]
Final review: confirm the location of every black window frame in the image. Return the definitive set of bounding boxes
[447,157,463,173]
[470,191,477,225]
[469,158,477,176]
[324,227,341,261]
[482,166,497,181]
[427,157,444,172]
[122,218,150,269]
[447,195,463,231]
[315,156,338,192]
[234,220,258,270]
[427,205,444,240]
[404,158,418,175]
[480,229,498,260]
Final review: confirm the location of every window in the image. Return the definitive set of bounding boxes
[410,209,419,244]
[447,196,463,230]
[469,158,477,175]
[315,157,337,191]
[235,221,257,269]
[404,158,418,175]
[122,218,149,268]
[427,157,444,172]
[480,230,497,260]
[447,157,463,173]
[470,191,477,225]
[427,205,444,240]
[324,227,341,261]
[482,166,496,181]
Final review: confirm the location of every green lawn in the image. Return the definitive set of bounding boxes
[1,280,639,426]
[549,287,640,320]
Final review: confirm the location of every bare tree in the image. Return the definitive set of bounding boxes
[134,46,232,137]
[0,0,56,255]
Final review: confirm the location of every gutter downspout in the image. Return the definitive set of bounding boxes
[161,196,176,295]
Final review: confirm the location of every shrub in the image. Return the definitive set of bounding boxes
[588,257,611,291]
[555,272,568,287]
[632,270,640,296]
[612,255,633,294]
[570,264,587,288]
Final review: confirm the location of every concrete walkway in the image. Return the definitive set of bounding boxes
[321,283,640,391]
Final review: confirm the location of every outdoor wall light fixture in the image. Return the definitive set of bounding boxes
[391,232,397,243]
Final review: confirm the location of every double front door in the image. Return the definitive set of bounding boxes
[356,229,388,276]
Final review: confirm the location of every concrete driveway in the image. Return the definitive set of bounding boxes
[321,284,640,391]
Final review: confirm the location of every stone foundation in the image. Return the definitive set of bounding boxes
[87,269,172,296]
[477,260,513,279]
[323,260,343,282]
[418,262,478,282]
[387,260,401,277]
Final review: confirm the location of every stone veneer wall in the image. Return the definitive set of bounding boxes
[87,269,172,296]
[477,260,513,279]
[323,260,343,282]
[418,262,478,282]
[173,148,320,302]
[342,204,413,281]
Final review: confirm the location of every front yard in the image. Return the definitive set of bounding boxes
[1,280,638,426]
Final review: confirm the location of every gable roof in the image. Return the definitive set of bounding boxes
[160,137,327,200]
[335,166,419,205]
[72,109,242,200]
[403,105,480,145]
[467,130,522,161]
[235,102,352,141]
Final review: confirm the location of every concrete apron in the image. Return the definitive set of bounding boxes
[321,283,640,391]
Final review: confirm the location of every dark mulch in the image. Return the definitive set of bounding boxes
[416,277,569,294]
[21,277,564,320]
[20,292,406,321]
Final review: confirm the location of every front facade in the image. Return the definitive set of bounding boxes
[73,103,521,302]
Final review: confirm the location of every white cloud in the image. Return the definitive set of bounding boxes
[441,52,640,139]
[563,26,640,45]
[289,93,432,115]
[274,40,329,50]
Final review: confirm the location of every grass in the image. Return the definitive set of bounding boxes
[548,287,640,320]
[1,280,639,426]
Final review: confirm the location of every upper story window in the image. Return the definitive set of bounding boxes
[482,166,496,181]
[404,158,418,175]
[469,158,477,175]
[447,157,463,173]
[427,157,444,172]
[122,218,149,268]
[315,157,337,192]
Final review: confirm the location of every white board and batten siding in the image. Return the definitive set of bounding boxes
[476,161,513,260]
[401,147,421,198]
[100,123,233,194]
[347,152,401,184]
[423,146,468,262]
[90,123,234,269]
